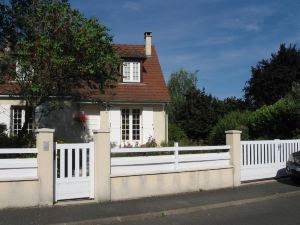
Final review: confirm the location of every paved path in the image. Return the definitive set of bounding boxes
[0,178,299,225]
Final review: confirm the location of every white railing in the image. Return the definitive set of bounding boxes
[111,144,231,176]
[0,148,38,180]
[241,139,300,181]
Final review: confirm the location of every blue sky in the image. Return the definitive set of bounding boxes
[70,0,300,99]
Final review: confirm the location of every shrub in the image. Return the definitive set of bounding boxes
[168,123,190,146]
[208,111,251,145]
[249,98,300,139]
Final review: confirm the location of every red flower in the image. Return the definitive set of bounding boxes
[78,113,87,123]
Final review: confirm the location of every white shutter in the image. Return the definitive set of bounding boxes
[142,107,153,144]
[0,105,11,134]
[87,114,100,137]
[109,107,121,148]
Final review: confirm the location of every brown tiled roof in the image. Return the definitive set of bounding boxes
[0,45,170,103]
[113,44,146,59]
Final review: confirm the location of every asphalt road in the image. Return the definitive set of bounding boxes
[116,189,300,225]
[1,178,300,225]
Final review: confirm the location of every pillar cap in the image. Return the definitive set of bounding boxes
[35,128,55,134]
[225,130,242,134]
[93,129,110,134]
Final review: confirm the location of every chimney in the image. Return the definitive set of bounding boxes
[144,32,152,57]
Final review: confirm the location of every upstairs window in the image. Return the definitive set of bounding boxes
[122,61,140,82]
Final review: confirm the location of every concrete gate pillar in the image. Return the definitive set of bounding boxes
[226,130,242,187]
[93,129,111,202]
[36,128,55,205]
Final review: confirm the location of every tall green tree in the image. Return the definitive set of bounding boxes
[167,69,198,123]
[244,44,300,108]
[0,0,121,138]
[175,87,224,143]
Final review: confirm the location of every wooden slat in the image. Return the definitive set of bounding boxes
[111,145,230,153]
[68,148,72,178]
[60,148,65,178]
[82,148,87,178]
[0,148,38,154]
[0,158,37,169]
[75,147,80,178]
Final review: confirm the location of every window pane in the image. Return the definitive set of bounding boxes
[122,62,131,82]
[132,109,140,140]
[123,62,140,82]
[121,109,130,141]
[12,107,33,135]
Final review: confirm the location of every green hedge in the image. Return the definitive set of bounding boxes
[208,111,251,145]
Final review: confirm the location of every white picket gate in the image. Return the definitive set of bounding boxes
[55,142,94,201]
[241,139,300,181]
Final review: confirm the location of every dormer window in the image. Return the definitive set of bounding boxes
[122,61,140,82]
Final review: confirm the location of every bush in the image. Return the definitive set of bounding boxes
[0,123,36,148]
[168,123,190,146]
[208,111,251,145]
[249,98,300,139]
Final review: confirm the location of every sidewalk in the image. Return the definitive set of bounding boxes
[0,179,299,225]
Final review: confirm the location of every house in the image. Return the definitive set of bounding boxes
[0,32,170,146]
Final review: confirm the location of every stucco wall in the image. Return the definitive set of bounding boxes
[0,99,167,144]
[153,105,167,145]
[111,167,233,201]
[0,179,39,209]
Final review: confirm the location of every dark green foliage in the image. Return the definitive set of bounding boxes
[208,111,251,145]
[0,0,121,138]
[0,123,35,147]
[244,44,300,108]
[167,69,249,144]
[222,96,250,112]
[175,87,224,143]
[168,123,189,146]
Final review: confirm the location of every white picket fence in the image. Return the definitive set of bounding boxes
[0,148,38,180]
[241,139,300,181]
[111,144,231,176]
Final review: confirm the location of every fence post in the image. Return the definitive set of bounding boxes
[225,130,242,187]
[36,128,55,206]
[93,129,111,202]
[174,142,179,171]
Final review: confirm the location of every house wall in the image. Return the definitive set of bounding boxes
[153,105,167,145]
[37,102,87,143]
[0,99,167,145]
[82,103,167,146]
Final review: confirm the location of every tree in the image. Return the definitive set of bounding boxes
[0,0,121,138]
[244,44,300,108]
[167,69,198,123]
[175,87,224,143]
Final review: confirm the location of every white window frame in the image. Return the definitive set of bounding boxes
[11,107,33,135]
[122,61,141,83]
[121,109,141,145]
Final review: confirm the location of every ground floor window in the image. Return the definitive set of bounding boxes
[11,107,33,135]
[121,109,141,143]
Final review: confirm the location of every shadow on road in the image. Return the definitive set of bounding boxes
[276,177,300,187]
